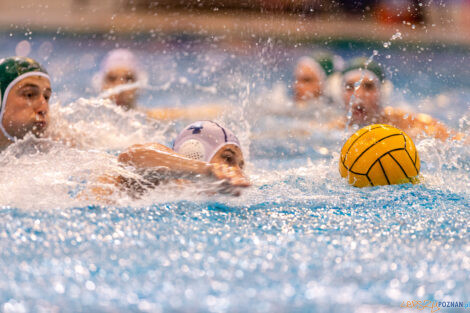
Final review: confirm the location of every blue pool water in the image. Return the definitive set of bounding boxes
[0,31,469,312]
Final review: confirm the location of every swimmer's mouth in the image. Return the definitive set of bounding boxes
[33,121,47,132]
[353,105,365,115]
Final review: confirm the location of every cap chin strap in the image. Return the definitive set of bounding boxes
[0,72,50,142]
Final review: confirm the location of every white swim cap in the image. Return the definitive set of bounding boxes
[100,49,140,74]
[296,56,327,84]
[173,121,242,163]
[92,49,147,91]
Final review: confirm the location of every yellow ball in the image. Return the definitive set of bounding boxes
[339,124,420,187]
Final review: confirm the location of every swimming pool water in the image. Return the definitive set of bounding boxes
[0,31,469,312]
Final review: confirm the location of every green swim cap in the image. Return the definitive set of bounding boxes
[0,56,49,141]
[342,57,386,82]
[312,51,343,76]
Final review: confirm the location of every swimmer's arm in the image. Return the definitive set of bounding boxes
[414,114,465,141]
[78,174,119,204]
[118,143,250,187]
[385,107,465,141]
[146,105,224,121]
[118,143,212,176]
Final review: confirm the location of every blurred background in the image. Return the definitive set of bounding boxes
[0,0,468,121]
[0,0,469,44]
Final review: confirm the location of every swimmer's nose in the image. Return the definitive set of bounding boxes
[36,109,47,118]
[35,106,48,121]
[36,96,49,113]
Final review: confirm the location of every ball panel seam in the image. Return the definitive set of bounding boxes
[378,159,391,185]
[348,133,402,172]
[387,151,412,183]
[404,148,419,174]
[342,124,386,163]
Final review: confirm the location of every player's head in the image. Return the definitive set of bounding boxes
[173,121,244,170]
[0,57,51,143]
[294,56,326,101]
[342,58,385,125]
[97,49,146,110]
[294,51,343,102]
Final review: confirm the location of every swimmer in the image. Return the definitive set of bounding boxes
[95,49,224,120]
[95,49,145,110]
[294,56,326,103]
[88,121,249,200]
[333,57,464,141]
[294,51,343,106]
[0,57,51,151]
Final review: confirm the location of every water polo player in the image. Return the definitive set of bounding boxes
[0,56,51,151]
[294,56,326,103]
[89,121,249,199]
[94,49,147,111]
[294,51,343,104]
[336,57,463,141]
[95,49,224,121]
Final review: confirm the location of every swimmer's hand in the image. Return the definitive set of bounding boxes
[118,143,250,196]
[208,163,251,196]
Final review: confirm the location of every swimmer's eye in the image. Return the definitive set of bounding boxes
[105,74,118,83]
[44,94,50,101]
[222,154,236,166]
[22,89,39,100]
[345,83,355,91]
[299,77,316,84]
[363,82,377,91]
[124,74,136,83]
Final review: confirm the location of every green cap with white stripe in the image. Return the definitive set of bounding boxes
[0,56,49,141]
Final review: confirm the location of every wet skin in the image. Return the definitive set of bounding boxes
[342,72,381,125]
[210,144,245,171]
[294,63,323,102]
[2,76,51,140]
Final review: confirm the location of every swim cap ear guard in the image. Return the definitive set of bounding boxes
[173,121,242,163]
[0,56,50,141]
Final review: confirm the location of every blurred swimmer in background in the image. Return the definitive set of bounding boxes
[87,121,249,200]
[252,51,344,139]
[333,57,465,141]
[0,56,51,151]
[294,51,344,106]
[94,48,147,111]
[95,48,224,121]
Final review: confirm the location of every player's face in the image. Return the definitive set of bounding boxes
[210,144,245,171]
[102,67,138,110]
[343,72,381,124]
[294,64,323,101]
[2,76,51,139]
